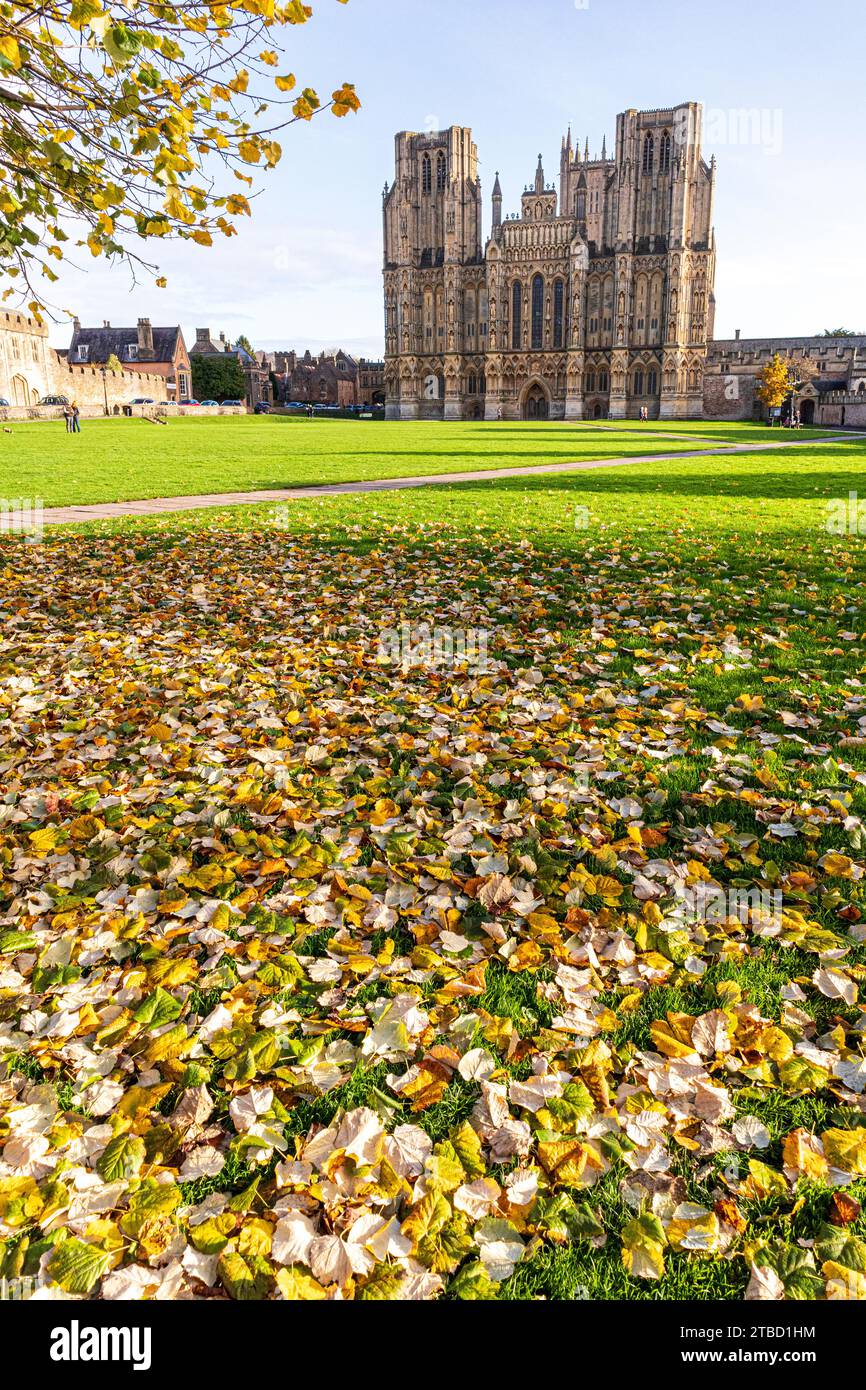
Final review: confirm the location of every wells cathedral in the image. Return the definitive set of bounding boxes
[382,102,717,420]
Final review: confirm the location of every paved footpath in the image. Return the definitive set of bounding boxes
[42,432,864,526]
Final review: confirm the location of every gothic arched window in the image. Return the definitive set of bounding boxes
[436,152,447,191]
[642,133,654,174]
[531,274,544,349]
[660,132,671,173]
[511,281,522,349]
[576,180,587,221]
[422,154,432,194]
[634,369,644,397]
[553,279,565,349]
[647,368,658,395]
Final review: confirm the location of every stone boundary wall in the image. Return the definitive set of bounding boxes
[54,361,170,410]
[0,403,248,422]
[813,395,866,429]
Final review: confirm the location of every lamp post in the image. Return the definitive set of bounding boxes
[100,366,109,417]
[787,368,802,428]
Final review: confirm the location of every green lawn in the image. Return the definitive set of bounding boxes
[3,429,866,1304]
[0,414,836,507]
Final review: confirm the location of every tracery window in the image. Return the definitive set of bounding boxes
[511,281,522,349]
[643,133,654,174]
[660,132,672,173]
[436,153,446,191]
[531,274,544,350]
[422,154,432,193]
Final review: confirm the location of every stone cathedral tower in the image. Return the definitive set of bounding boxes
[383,103,717,421]
[383,127,484,419]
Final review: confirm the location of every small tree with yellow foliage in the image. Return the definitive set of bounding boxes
[755,353,793,420]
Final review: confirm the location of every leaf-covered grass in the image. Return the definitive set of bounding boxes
[2,429,866,1304]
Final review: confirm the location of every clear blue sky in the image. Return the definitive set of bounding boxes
[48,0,866,353]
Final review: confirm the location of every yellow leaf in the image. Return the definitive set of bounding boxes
[276,1266,328,1300]
[824,1260,866,1299]
[507,941,544,972]
[821,1128,866,1176]
[0,36,22,68]
[649,1021,697,1059]
[782,1129,829,1182]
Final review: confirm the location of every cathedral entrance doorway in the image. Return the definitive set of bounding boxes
[799,399,815,426]
[521,381,550,420]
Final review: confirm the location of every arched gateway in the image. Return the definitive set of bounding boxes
[521,380,550,420]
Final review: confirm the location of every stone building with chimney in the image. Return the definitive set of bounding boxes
[270,349,385,407]
[704,332,866,427]
[67,318,190,400]
[191,329,271,407]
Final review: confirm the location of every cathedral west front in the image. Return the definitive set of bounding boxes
[382,103,717,421]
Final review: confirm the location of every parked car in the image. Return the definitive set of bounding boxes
[222,399,244,408]
[197,399,218,407]
[0,397,9,406]
[39,395,70,406]
[129,397,155,405]
[178,398,200,406]
[253,401,271,414]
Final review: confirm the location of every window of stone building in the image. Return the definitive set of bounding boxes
[643,134,654,174]
[422,154,432,194]
[553,279,565,349]
[660,132,672,173]
[648,368,658,395]
[634,369,645,397]
[531,274,544,350]
[436,153,446,191]
[586,370,596,392]
[599,369,609,392]
[512,281,522,349]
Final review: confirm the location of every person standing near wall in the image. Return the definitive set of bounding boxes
[71,401,81,433]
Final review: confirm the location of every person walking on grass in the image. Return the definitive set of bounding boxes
[71,401,81,434]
